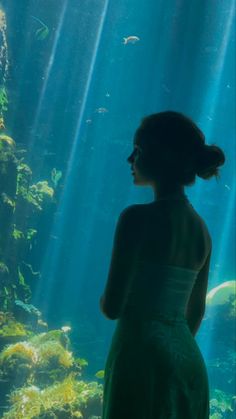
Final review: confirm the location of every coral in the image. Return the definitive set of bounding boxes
[0,319,28,337]
[0,134,15,150]
[0,342,37,363]
[0,312,28,337]
[210,388,236,418]
[3,374,103,419]
[206,280,236,309]
[14,299,41,317]
[0,330,85,386]
[37,341,73,368]
[15,162,32,204]
[0,329,103,417]
[35,181,54,197]
[13,299,42,329]
[30,329,68,347]
[22,181,54,211]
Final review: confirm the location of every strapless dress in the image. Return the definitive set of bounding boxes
[102,264,209,419]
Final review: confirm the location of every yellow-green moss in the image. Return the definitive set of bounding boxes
[37,340,73,368]
[3,374,103,419]
[0,315,28,337]
[0,330,84,386]
[0,342,37,363]
[0,134,15,149]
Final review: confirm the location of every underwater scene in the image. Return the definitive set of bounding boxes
[0,1,235,418]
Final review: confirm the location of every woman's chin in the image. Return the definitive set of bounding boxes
[132,175,142,185]
[132,174,149,186]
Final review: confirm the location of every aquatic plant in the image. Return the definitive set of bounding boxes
[0,311,28,338]
[0,261,9,274]
[0,330,103,418]
[210,388,236,418]
[31,15,49,41]
[0,134,57,310]
[0,318,28,337]
[3,374,103,419]
[51,167,62,188]
[1,192,15,208]
[37,340,74,368]
[27,181,54,210]
[206,280,236,313]
[0,9,9,80]
[14,299,41,317]
[0,134,15,150]
[16,162,32,197]
[16,165,53,210]
[0,86,8,110]
[0,341,37,363]
[0,329,86,388]
[26,228,37,241]
[0,7,9,125]
[12,227,24,240]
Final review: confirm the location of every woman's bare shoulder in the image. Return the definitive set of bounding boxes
[120,203,148,218]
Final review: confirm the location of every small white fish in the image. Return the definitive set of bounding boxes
[224,184,231,190]
[105,92,110,97]
[95,107,109,113]
[226,84,231,89]
[207,116,213,121]
[86,119,92,124]
[123,36,140,45]
[61,326,71,333]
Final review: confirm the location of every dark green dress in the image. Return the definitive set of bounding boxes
[102,264,209,419]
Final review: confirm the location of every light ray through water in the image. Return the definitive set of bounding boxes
[27,1,69,157]
[33,0,110,316]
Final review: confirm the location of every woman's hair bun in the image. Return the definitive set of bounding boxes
[196,144,226,180]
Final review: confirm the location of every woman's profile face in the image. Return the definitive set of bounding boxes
[127,129,153,185]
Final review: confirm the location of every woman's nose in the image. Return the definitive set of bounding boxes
[127,152,134,163]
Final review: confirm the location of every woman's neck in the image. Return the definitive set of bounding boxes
[153,184,185,201]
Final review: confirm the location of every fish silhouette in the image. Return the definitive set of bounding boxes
[31,15,49,40]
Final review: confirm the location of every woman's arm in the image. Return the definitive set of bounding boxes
[185,244,212,336]
[100,205,138,320]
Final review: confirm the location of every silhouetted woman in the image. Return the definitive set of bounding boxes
[100,111,225,419]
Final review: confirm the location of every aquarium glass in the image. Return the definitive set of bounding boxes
[0,1,235,418]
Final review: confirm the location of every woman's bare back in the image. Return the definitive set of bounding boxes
[133,200,212,272]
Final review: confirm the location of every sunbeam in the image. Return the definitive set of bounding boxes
[33,0,110,316]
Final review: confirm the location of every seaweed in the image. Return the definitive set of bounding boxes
[210,388,236,418]
[0,330,103,418]
[0,8,103,418]
[0,312,28,337]
[0,140,56,310]
[3,374,103,419]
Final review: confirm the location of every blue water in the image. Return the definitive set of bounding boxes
[0,1,235,418]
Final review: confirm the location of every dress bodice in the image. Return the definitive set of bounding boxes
[122,263,200,320]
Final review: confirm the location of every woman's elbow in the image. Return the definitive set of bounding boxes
[99,296,118,320]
